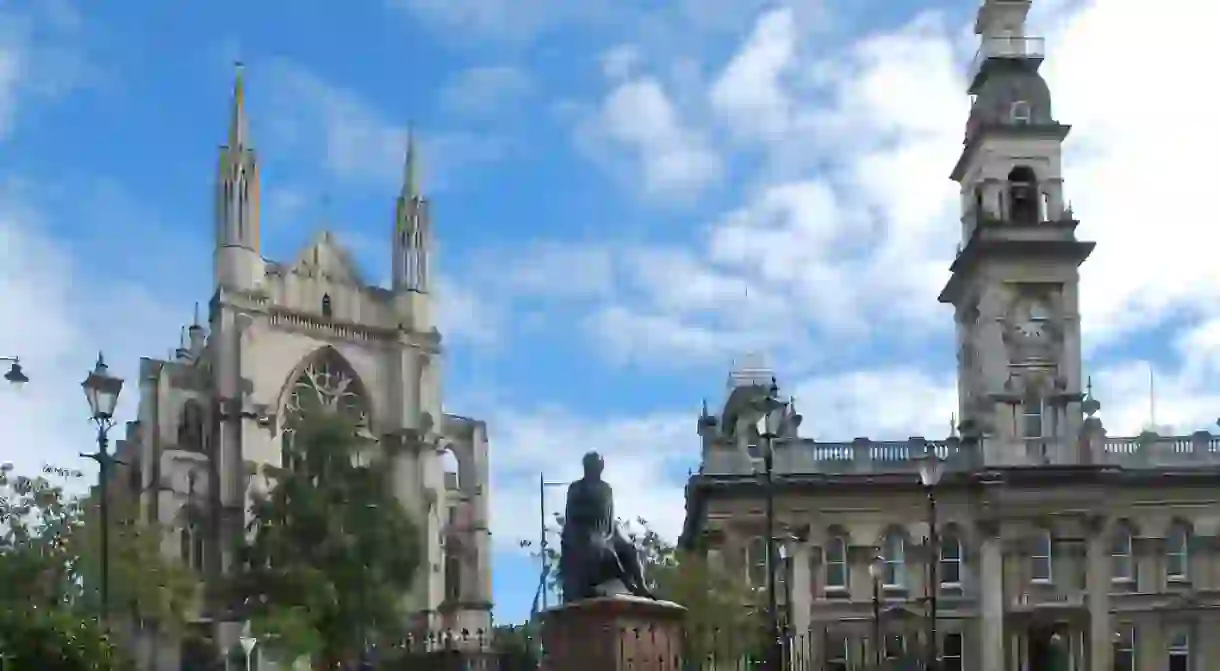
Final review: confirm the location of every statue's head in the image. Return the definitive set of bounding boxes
[581,451,604,478]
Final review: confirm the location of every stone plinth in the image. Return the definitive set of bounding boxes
[541,596,687,671]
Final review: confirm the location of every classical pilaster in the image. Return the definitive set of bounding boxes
[790,541,812,637]
[1084,514,1112,670]
[977,519,1005,671]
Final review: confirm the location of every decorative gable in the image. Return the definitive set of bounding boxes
[289,230,365,286]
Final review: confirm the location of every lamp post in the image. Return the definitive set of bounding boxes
[757,378,788,671]
[915,450,944,671]
[868,555,884,667]
[80,352,124,619]
[1,356,29,388]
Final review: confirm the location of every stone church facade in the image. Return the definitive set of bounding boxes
[681,1,1220,670]
[110,67,492,669]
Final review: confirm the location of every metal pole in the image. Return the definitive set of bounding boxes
[873,576,881,667]
[539,473,547,611]
[95,426,111,618]
[764,443,779,671]
[926,487,938,671]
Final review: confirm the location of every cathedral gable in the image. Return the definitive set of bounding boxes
[288,230,366,287]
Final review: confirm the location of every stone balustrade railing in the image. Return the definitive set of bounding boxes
[700,432,1220,476]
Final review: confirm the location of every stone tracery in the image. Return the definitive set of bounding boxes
[280,347,370,467]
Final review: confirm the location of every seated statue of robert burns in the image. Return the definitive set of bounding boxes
[558,451,654,603]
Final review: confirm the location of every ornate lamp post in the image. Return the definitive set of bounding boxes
[868,555,884,667]
[1,356,29,388]
[757,378,789,671]
[916,450,944,671]
[80,353,124,618]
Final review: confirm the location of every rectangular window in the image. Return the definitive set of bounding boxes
[1031,531,1053,582]
[942,633,963,671]
[825,537,848,592]
[747,536,767,588]
[884,634,905,659]
[939,536,962,587]
[1111,530,1134,583]
[1022,399,1044,439]
[1113,626,1135,671]
[826,636,849,671]
[1166,527,1189,581]
[1168,631,1189,671]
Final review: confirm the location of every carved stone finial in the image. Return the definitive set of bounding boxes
[1082,376,1101,418]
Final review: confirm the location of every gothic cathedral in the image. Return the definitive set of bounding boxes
[114,66,493,668]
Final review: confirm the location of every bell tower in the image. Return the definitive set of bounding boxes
[938,0,1094,466]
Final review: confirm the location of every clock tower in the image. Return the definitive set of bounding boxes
[938,0,1095,466]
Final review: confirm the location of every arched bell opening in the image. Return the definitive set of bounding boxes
[1007,166,1040,224]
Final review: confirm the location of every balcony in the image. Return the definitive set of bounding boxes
[968,35,1046,92]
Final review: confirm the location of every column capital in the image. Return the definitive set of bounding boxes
[1083,513,1109,537]
[975,518,1002,538]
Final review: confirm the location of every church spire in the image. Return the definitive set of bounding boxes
[402,125,421,202]
[392,128,430,295]
[214,61,262,290]
[228,62,249,149]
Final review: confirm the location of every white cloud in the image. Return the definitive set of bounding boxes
[440,65,533,119]
[709,8,797,143]
[264,63,509,192]
[483,406,692,549]
[0,184,186,487]
[582,71,722,201]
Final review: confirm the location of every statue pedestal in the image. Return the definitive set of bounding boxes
[541,596,687,671]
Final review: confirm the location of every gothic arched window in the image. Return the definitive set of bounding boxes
[178,400,205,452]
[280,348,370,469]
[321,293,333,319]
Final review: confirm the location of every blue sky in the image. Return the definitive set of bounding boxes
[1,0,1218,626]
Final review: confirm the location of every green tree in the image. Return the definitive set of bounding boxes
[0,462,196,667]
[227,414,422,667]
[74,471,201,628]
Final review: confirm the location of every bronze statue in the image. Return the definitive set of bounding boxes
[559,451,654,603]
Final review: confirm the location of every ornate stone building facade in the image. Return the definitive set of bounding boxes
[680,2,1220,670]
[110,67,493,669]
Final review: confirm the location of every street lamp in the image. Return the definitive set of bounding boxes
[868,555,884,667]
[80,352,124,619]
[756,377,788,671]
[1,356,28,388]
[916,449,944,671]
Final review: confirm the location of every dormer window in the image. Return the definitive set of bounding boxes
[1009,100,1032,124]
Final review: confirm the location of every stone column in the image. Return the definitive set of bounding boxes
[978,521,1005,671]
[1085,515,1112,670]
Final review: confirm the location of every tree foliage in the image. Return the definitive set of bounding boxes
[520,514,764,657]
[0,462,196,668]
[227,414,422,666]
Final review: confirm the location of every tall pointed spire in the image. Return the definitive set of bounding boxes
[228,62,249,149]
[402,125,420,201]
